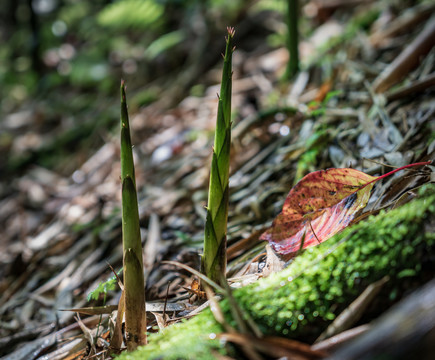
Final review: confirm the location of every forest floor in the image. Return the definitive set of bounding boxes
[1,1,435,359]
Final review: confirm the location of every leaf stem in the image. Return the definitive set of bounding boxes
[362,161,431,188]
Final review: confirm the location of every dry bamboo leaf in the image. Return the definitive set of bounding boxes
[373,19,435,93]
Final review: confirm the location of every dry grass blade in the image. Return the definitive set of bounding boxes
[60,305,118,315]
[220,274,263,338]
[162,260,224,293]
[75,314,99,354]
[204,286,263,360]
[107,261,124,291]
[111,291,125,352]
[312,324,370,352]
[386,72,435,101]
[370,3,435,47]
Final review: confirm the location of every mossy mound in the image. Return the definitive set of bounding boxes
[117,184,435,360]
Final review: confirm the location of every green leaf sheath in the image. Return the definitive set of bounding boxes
[120,81,146,350]
[203,29,234,285]
[214,31,233,154]
[121,81,135,185]
[124,248,147,350]
[122,176,143,256]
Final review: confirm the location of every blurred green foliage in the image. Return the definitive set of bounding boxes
[97,0,164,31]
[2,0,374,176]
[0,0,253,175]
[145,30,185,60]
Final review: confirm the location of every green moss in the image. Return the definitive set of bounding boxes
[118,184,435,359]
[116,315,223,360]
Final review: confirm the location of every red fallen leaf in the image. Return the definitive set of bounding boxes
[261,161,431,255]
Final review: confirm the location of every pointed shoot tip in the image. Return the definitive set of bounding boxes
[121,80,127,101]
